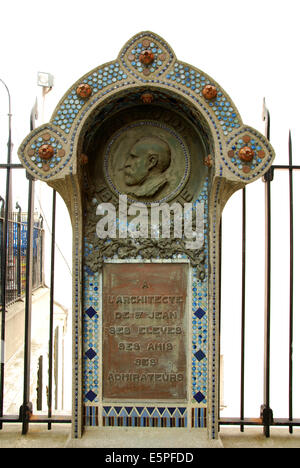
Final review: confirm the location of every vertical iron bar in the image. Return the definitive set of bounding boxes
[48,189,56,430]
[0,79,12,430]
[261,99,273,437]
[0,191,8,430]
[262,175,272,437]
[20,174,35,434]
[54,326,59,411]
[288,130,294,434]
[240,187,246,432]
[19,98,39,433]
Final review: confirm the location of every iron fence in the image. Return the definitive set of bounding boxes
[0,210,44,307]
[0,80,71,434]
[219,102,300,436]
[0,174,71,433]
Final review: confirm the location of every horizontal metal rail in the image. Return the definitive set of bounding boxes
[0,164,24,169]
[272,164,300,170]
[220,418,300,427]
[0,415,71,424]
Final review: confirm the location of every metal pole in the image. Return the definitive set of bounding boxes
[20,174,35,434]
[0,79,12,429]
[19,99,38,434]
[54,326,59,411]
[240,187,246,432]
[288,130,294,434]
[261,99,274,437]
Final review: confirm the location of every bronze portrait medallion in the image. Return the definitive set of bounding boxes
[103,120,191,204]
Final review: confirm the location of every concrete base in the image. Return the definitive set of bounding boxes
[0,424,70,449]
[220,426,300,448]
[1,424,300,448]
[66,427,222,448]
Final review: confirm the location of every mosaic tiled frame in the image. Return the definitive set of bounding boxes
[18,32,275,439]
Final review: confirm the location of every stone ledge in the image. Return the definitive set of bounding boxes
[66,427,223,448]
[220,426,300,449]
[1,424,300,448]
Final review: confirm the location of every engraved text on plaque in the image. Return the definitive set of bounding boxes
[102,263,188,400]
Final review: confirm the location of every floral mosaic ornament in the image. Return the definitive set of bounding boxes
[224,127,274,181]
[19,126,68,178]
[122,36,171,77]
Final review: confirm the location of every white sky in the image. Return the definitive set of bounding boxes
[1,0,300,420]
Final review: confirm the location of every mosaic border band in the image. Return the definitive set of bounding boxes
[84,405,206,429]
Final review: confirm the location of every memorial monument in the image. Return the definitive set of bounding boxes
[18,32,275,444]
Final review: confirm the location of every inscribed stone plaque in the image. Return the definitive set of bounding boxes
[102,263,188,400]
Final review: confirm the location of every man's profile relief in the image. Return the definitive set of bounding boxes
[124,136,171,197]
[104,120,191,203]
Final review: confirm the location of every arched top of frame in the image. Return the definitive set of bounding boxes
[18,31,275,185]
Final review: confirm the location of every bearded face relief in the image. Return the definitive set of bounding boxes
[101,115,199,204]
[123,136,171,196]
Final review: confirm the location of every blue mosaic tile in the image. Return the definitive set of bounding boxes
[165,64,240,136]
[85,306,97,318]
[101,406,188,428]
[84,406,99,426]
[85,348,97,360]
[84,266,95,276]
[192,408,207,428]
[52,62,127,134]
[83,265,100,402]
[194,349,206,362]
[194,307,206,320]
[190,180,209,403]
[85,390,97,402]
[193,391,205,404]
